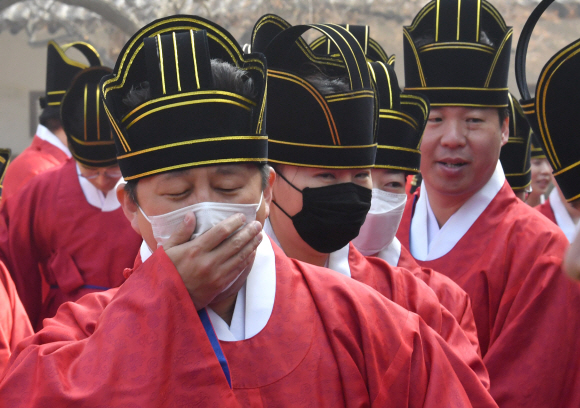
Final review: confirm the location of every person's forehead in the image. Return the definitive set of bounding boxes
[431,106,497,116]
[155,163,257,181]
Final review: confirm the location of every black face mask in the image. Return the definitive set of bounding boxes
[273,172,372,254]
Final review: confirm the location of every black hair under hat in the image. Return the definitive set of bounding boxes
[101,15,268,181]
[370,61,429,173]
[39,41,102,109]
[309,25,395,65]
[499,94,532,190]
[516,0,580,202]
[251,14,377,169]
[403,0,512,108]
[61,67,117,168]
[0,148,11,198]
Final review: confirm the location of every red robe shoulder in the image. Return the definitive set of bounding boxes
[397,182,580,407]
[0,159,141,330]
[535,199,557,225]
[0,261,32,374]
[2,136,68,201]
[0,243,497,407]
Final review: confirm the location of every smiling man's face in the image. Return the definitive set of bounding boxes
[420,106,509,200]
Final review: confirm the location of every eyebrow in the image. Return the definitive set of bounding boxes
[214,165,247,176]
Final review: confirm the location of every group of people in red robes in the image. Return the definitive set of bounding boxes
[0,0,579,406]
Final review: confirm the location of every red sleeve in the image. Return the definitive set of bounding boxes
[0,250,240,407]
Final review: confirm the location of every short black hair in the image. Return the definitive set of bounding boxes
[124,163,270,204]
[39,106,62,132]
[498,107,509,126]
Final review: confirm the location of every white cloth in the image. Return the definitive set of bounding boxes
[264,218,352,277]
[375,237,402,266]
[549,188,579,243]
[410,161,506,261]
[140,231,276,342]
[76,163,121,212]
[35,124,71,158]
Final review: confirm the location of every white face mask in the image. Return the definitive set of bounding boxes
[140,193,263,248]
[351,189,407,256]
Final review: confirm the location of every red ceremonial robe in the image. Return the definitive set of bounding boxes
[0,261,32,374]
[397,182,580,407]
[397,245,480,356]
[0,242,498,407]
[0,159,141,330]
[536,199,557,224]
[2,135,68,201]
[347,244,488,388]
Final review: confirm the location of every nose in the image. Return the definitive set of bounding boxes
[439,120,467,149]
[540,161,552,175]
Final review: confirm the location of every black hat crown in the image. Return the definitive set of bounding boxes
[61,67,116,168]
[0,148,11,198]
[369,61,429,173]
[499,94,532,190]
[40,41,102,109]
[309,24,394,65]
[252,14,377,169]
[530,133,546,160]
[101,16,268,181]
[516,0,580,202]
[403,0,512,107]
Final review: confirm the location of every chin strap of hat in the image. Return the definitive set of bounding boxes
[515,0,554,100]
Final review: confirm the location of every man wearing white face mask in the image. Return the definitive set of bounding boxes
[0,17,499,407]
[253,16,489,389]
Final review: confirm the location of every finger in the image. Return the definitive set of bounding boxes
[214,221,262,261]
[162,212,197,250]
[195,213,247,250]
[211,249,258,303]
[216,229,263,280]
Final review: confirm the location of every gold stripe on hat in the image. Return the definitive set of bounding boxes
[457,0,461,41]
[435,0,441,41]
[69,134,115,146]
[190,30,200,89]
[377,145,420,153]
[157,34,166,95]
[96,84,101,140]
[476,0,481,42]
[47,90,66,95]
[505,168,532,177]
[318,24,363,90]
[482,2,507,31]
[419,44,494,54]
[84,84,88,141]
[173,32,182,92]
[403,30,426,86]
[103,103,130,152]
[484,29,513,87]
[268,158,373,170]
[408,2,436,31]
[379,114,418,130]
[268,139,376,149]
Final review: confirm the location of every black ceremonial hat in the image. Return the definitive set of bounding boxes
[499,94,531,190]
[40,41,102,109]
[530,132,546,160]
[61,67,117,168]
[309,25,395,65]
[516,0,580,202]
[0,149,11,198]
[251,14,376,169]
[101,15,268,181]
[369,61,429,173]
[403,0,512,108]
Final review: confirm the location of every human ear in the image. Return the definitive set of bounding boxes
[500,115,510,146]
[262,166,276,219]
[117,184,142,235]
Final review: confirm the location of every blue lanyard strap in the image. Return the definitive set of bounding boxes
[198,308,232,388]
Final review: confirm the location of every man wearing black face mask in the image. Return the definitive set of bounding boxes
[251,14,489,389]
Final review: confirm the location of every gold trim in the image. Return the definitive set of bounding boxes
[96,84,101,140]
[430,102,508,107]
[378,62,393,108]
[269,139,376,149]
[318,24,364,90]
[157,34,166,95]
[49,40,89,70]
[405,86,508,91]
[408,3,436,31]
[457,0,461,41]
[553,159,580,177]
[84,84,88,141]
[325,94,374,103]
[173,32,182,92]
[118,135,267,160]
[365,26,369,55]
[484,29,512,87]
[70,134,115,146]
[256,80,266,134]
[122,90,256,122]
[190,30,200,89]
[403,29,426,87]
[482,2,507,31]
[505,168,532,177]
[0,156,6,164]
[565,191,580,203]
[419,42,495,52]
[268,158,373,170]
[71,151,116,164]
[325,90,374,101]
[368,62,377,83]
[379,113,418,130]
[47,102,61,106]
[373,164,419,172]
[520,102,534,108]
[62,41,102,64]
[124,157,268,181]
[269,70,340,145]
[47,90,66,95]
[419,44,494,55]
[126,98,253,130]
[377,145,420,153]
[435,0,440,41]
[103,103,130,152]
[401,94,429,119]
[476,0,481,41]
[507,137,524,143]
[387,55,396,65]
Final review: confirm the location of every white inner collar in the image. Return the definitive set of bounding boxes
[549,187,578,243]
[76,163,121,212]
[264,218,351,277]
[410,161,506,261]
[376,237,402,266]
[35,124,71,157]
